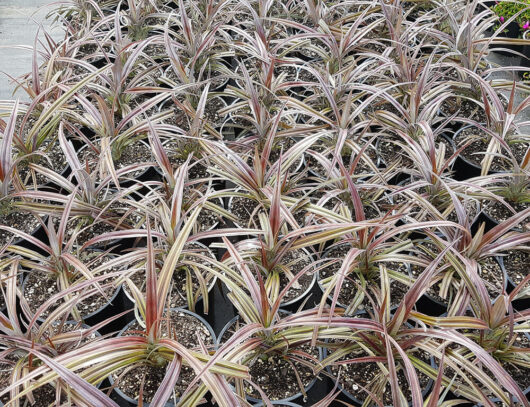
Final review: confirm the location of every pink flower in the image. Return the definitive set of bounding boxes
[524,21,530,30]
[500,16,505,23]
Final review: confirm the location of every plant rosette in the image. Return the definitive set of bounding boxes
[157,78,229,130]
[453,126,529,176]
[317,243,411,314]
[468,331,530,407]
[321,335,436,407]
[122,241,218,310]
[222,245,316,310]
[407,255,508,307]
[21,250,124,323]
[216,313,322,404]
[235,135,306,175]
[78,138,154,185]
[109,308,216,406]
[0,321,101,406]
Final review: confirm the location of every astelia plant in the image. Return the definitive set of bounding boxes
[476,80,530,175]
[207,236,349,404]
[70,221,248,406]
[0,102,23,209]
[417,208,530,314]
[220,178,318,306]
[0,192,128,321]
[17,127,146,245]
[199,133,319,228]
[80,162,243,311]
[313,164,453,315]
[413,251,530,405]
[0,258,122,407]
[6,67,104,178]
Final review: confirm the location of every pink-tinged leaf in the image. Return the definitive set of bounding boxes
[23,348,120,407]
[0,100,18,183]
[145,221,158,339]
[150,355,182,406]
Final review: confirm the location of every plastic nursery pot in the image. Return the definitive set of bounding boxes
[23,275,125,329]
[5,214,49,256]
[216,313,322,405]
[78,139,154,186]
[474,202,528,234]
[109,308,216,407]
[222,245,317,310]
[409,255,508,310]
[451,125,500,181]
[322,331,436,407]
[498,254,530,312]
[21,250,128,328]
[253,402,302,407]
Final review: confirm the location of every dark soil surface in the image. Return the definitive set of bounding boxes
[229,196,263,228]
[0,210,41,247]
[483,200,530,229]
[112,310,213,404]
[501,250,529,286]
[330,348,432,405]
[455,129,528,172]
[219,317,320,401]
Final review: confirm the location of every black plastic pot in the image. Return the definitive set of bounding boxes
[452,126,501,181]
[322,336,436,406]
[216,313,322,405]
[109,309,216,407]
[499,254,530,312]
[475,202,528,234]
[22,271,128,331]
[7,214,49,255]
[405,242,508,314]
